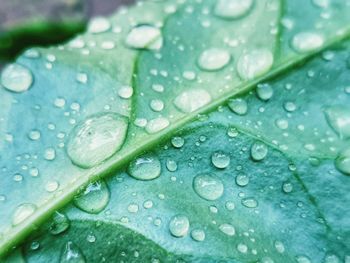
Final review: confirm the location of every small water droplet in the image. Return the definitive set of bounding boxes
[296,255,311,263]
[324,105,350,139]
[211,151,230,169]
[45,180,59,192]
[256,83,273,101]
[66,112,128,168]
[237,49,274,80]
[145,117,169,134]
[312,0,330,8]
[171,136,185,148]
[1,63,33,93]
[237,243,248,253]
[174,89,211,113]
[12,203,37,226]
[197,48,231,71]
[169,215,190,237]
[241,197,258,208]
[193,173,224,200]
[74,180,110,214]
[88,17,111,34]
[284,101,297,112]
[219,223,235,236]
[335,148,350,175]
[49,211,70,235]
[251,141,268,161]
[228,98,248,115]
[291,32,324,53]
[214,0,254,19]
[274,240,285,253]
[235,173,249,186]
[150,99,164,112]
[191,229,206,241]
[125,25,163,50]
[44,147,56,161]
[28,130,41,141]
[128,155,161,180]
[118,86,133,99]
[282,181,293,193]
[60,241,85,263]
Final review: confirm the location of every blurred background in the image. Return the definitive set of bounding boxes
[0,0,133,62]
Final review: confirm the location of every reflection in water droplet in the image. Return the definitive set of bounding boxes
[169,215,190,237]
[237,49,274,80]
[125,25,163,50]
[12,203,37,226]
[335,148,350,175]
[66,113,128,168]
[174,89,212,113]
[324,106,350,139]
[228,98,248,115]
[251,141,268,161]
[211,151,230,169]
[214,0,254,19]
[197,48,231,71]
[60,241,85,263]
[1,63,33,93]
[49,212,70,235]
[74,180,110,214]
[193,173,224,200]
[219,223,235,236]
[291,32,324,53]
[128,155,161,180]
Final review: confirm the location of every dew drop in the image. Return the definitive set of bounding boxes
[214,0,254,19]
[1,63,33,93]
[284,101,297,112]
[145,117,169,134]
[174,89,212,113]
[150,99,164,112]
[282,181,293,193]
[324,106,350,139]
[241,197,258,208]
[88,17,111,34]
[211,151,230,169]
[118,86,133,99]
[44,147,56,161]
[66,112,128,168]
[169,215,190,237]
[128,154,161,180]
[191,229,206,242]
[166,159,178,172]
[49,211,70,235]
[237,243,248,253]
[237,49,274,80]
[219,223,235,236]
[296,255,311,263]
[235,173,249,186]
[45,180,59,192]
[197,48,231,71]
[12,203,37,226]
[251,141,268,161]
[171,136,185,148]
[60,241,85,263]
[334,148,350,175]
[125,25,163,50]
[228,98,248,115]
[73,180,110,214]
[28,130,41,141]
[193,173,224,201]
[312,0,330,8]
[256,83,273,101]
[291,32,324,53]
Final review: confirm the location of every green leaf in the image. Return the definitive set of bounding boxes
[1,0,350,261]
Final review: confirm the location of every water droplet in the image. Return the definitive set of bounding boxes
[73,180,110,214]
[251,141,268,161]
[193,173,224,201]
[282,181,293,193]
[256,83,273,101]
[1,63,33,93]
[128,203,139,213]
[324,254,340,263]
[197,48,231,71]
[291,32,324,53]
[171,136,185,148]
[125,25,163,50]
[214,0,254,19]
[312,0,330,8]
[235,173,249,186]
[174,89,211,113]
[169,215,190,237]
[324,106,350,139]
[30,241,40,250]
[237,49,274,80]
[241,197,258,208]
[296,255,311,263]
[150,99,164,112]
[86,234,96,243]
[335,148,350,175]
[60,241,85,263]
[145,117,169,134]
[45,180,59,192]
[228,98,248,115]
[191,229,205,241]
[284,101,297,112]
[44,147,56,161]
[274,240,285,253]
[211,151,230,169]
[237,243,248,253]
[28,130,41,141]
[88,17,111,34]
[49,212,70,235]
[118,86,133,99]
[12,203,37,226]
[275,118,289,129]
[166,159,178,172]
[219,223,235,236]
[66,113,128,168]
[128,155,161,180]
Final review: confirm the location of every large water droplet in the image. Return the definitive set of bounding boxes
[291,32,324,53]
[125,25,163,50]
[237,49,274,80]
[174,89,211,113]
[12,203,37,226]
[197,48,231,71]
[228,98,248,115]
[73,180,110,214]
[211,151,230,169]
[60,241,85,263]
[128,155,161,180]
[219,223,236,236]
[193,173,224,201]
[251,141,268,161]
[169,215,190,237]
[335,148,350,175]
[66,112,128,168]
[49,212,70,235]
[324,106,350,139]
[1,63,33,93]
[214,0,254,19]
